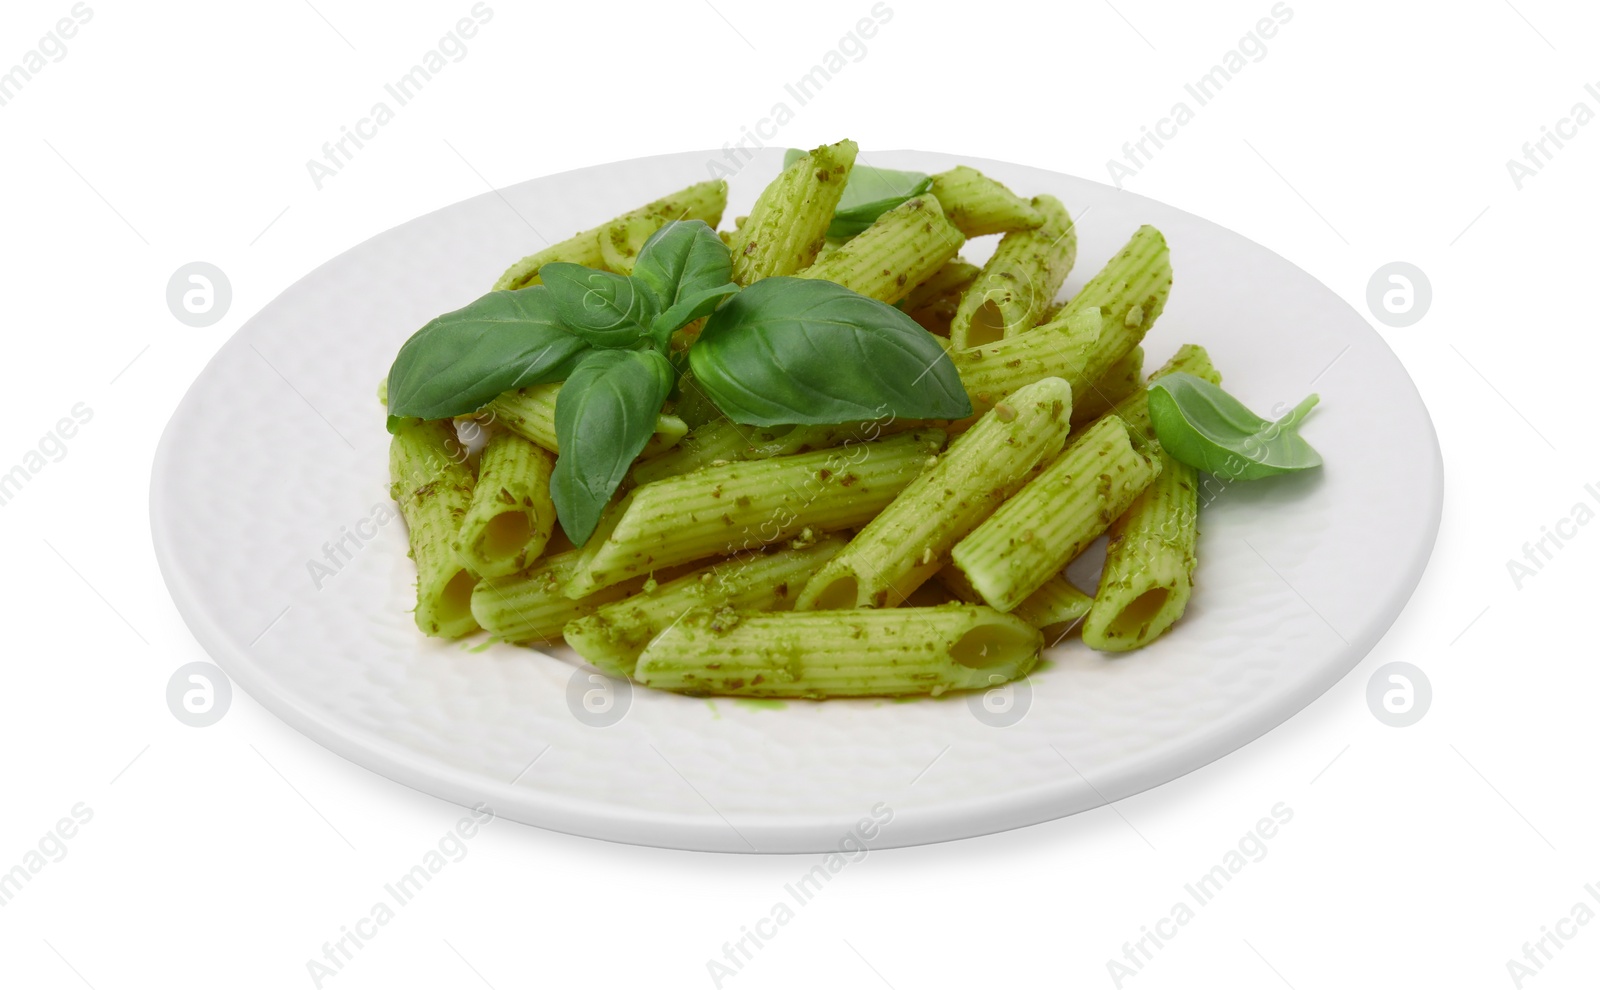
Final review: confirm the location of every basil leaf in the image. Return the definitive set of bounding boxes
[653,282,740,337]
[786,149,931,239]
[385,286,589,428]
[689,276,972,427]
[633,220,735,313]
[539,263,659,349]
[550,348,676,545]
[1148,372,1323,481]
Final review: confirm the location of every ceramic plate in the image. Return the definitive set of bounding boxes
[151,149,1442,852]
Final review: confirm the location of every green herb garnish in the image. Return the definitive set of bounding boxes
[1148,372,1323,480]
[385,218,968,543]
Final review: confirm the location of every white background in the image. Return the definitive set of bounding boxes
[1,0,1596,987]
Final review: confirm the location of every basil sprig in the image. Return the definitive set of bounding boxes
[1148,373,1323,480]
[630,220,741,338]
[385,217,970,544]
[784,148,933,239]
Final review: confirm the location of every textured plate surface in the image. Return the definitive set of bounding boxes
[150,149,1442,853]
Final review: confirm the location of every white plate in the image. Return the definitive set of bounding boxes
[151,149,1442,853]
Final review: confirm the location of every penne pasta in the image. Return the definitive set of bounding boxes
[927,166,1044,237]
[598,180,729,275]
[1071,345,1145,427]
[730,140,858,284]
[1082,449,1199,651]
[494,179,727,290]
[389,419,480,638]
[563,429,947,598]
[935,565,1093,632]
[794,194,965,304]
[470,548,650,643]
[953,225,1171,415]
[797,377,1073,610]
[951,415,1162,612]
[564,536,847,677]
[454,430,557,578]
[634,605,1042,698]
[629,417,881,486]
[948,195,1077,348]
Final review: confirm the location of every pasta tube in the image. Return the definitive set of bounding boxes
[1071,346,1144,427]
[951,416,1161,612]
[598,180,730,274]
[1082,450,1198,651]
[935,566,1093,632]
[794,194,964,304]
[953,225,1171,414]
[564,430,947,598]
[470,549,649,643]
[730,139,858,284]
[453,431,556,578]
[564,536,847,677]
[629,418,880,486]
[927,166,1044,237]
[634,605,1042,698]
[948,195,1077,348]
[483,384,688,457]
[389,420,479,638]
[494,179,728,290]
[797,376,1073,610]
[902,258,979,312]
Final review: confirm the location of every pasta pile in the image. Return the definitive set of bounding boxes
[388,140,1221,699]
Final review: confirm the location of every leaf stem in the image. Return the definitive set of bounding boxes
[1275,393,1320,430]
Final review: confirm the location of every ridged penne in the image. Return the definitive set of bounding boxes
[454,430,556,578]
[598,180,729,274]
[935,565,1093,632]
[389,420,480,638]
[953,225,1171,415]
[564,430,947,598]
[729,140,858,284]
[1082,449,1199,651]
[1071,346,1145,427]
[951,416,1161,612]
[634,605,1042,698]
[948,195,1077,348]
[927,166,1044,237]
[470,548,650,643]
[564,536,847,677]
[494,179,727,290]
[797,377,1073,610]
[794,194,965,304]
